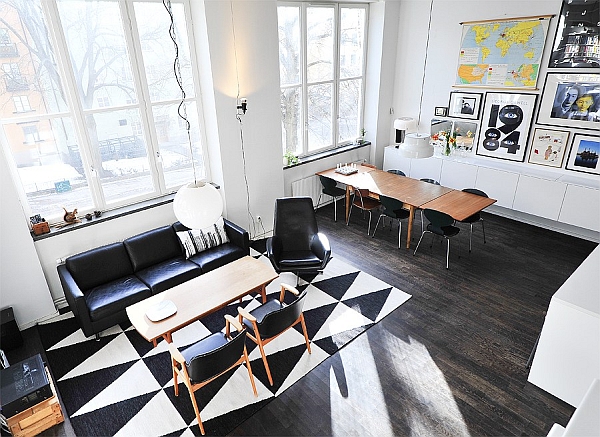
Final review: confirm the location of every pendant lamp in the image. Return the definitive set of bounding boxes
[396,133,434,159]
[173,181,223,230]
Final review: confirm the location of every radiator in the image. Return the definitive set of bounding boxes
[291,175,323,206]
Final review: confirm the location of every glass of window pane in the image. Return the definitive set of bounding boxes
[338,79,362,142]
[0,0,68,114]
[281,86,302,156]
[307,6,334,83]
[133,1,195,102]
[307,83,332,151]
[4,117,94,219]
[152,102,205,189]
[85,109,156,204]
[340,8,365,79]
[57,0,137,110]
[278,6,300,86]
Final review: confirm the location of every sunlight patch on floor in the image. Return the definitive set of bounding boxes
[385,334,471,437]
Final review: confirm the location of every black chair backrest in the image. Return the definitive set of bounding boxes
[258,289,308,339]
[462,188,488,198]
[387,169,406,176]
[420,178,440,185]
[186,329,247,384]
[424,209,455,235]
[274,197,319,252]
[319,175,337,190]
[380,195,404,214]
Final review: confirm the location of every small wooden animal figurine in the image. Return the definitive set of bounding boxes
[63,207,80,223]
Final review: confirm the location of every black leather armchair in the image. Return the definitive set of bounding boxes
[266,197,331,279]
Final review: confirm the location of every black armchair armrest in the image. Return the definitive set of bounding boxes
[224,219,250,255]
[266,236,282,269]
[311,233,331,266]
[58,264,94,337]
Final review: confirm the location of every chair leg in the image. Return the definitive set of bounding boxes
[172,360,179,396]
[413,231,428,256]
[315,193,322,212]
[256,336,274,386]
[481,219,486,244]
[372,214,384,238]
[469,223,473,253]
[366,211,372,235]
[397,220,402,249]
[446,238,450,269]
[189,389,205,435]
[243,347,258,396]
[333,196,337,222]
[346,203,354,226]
[299,313,312,354]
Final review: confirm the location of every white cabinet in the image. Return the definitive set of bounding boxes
[440,160,478,190]
[513,175,567,221]
[383,146,412,175]
[559,184,600,232]
[409,156,442,182]
[475,167,519,208]
[528,247,600,407]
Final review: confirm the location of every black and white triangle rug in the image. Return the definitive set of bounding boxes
[38,248,411,436]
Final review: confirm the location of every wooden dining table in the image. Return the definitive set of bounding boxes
[316,166,496,249]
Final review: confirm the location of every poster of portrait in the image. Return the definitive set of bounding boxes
[448,91,482,120]
[476,92,537,162]
[527,128,570,168]
[565,134,600,175]
[537,73,600,130]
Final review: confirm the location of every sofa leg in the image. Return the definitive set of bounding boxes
[95,333,101,341]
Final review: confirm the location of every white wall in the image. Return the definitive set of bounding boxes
[1,146,56,328]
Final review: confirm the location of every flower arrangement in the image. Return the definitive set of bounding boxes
[431,130,456,155]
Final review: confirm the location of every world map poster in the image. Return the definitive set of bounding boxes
[455,17,550,89]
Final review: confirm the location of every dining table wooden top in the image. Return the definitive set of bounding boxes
[419,189,497,222]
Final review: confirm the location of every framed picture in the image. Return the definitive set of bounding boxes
[476,92,537,162]
[537,73,600,130]
[548,0,600,69]
[452,120,478,151]
[435,107,447,117]
[448,91,482,119]
[527,128,570,168]
[565,133,600,175]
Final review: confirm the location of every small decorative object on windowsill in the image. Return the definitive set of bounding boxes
[283,151,299,166]
[355,128,367,145]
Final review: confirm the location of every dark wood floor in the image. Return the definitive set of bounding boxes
[230,204,597,436]
[5,206,596,436]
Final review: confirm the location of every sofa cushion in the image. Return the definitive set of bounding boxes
[85,275,151,322]
[176,217,230,258]
[135,257,202,294]
[189,243,246,273]
[124,226,183,272]
[66,243,134,291]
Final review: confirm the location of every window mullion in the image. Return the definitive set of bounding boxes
[42,0,106,210]
[301,3,308,156]
[121,0,165,194]
[333,4,341,147]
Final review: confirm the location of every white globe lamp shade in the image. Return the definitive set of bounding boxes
[173,182,223,229]
[393,117,417,132]
[397,133,434,159]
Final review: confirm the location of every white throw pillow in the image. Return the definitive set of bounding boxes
[176,217,230,258]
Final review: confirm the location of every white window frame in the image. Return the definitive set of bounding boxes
[278,2,368,157]
[0,0,210,223]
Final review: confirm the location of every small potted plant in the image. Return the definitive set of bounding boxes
[356,128,367,145]
[283,151,299,166]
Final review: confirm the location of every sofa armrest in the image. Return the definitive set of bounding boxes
[224,219,249,255]
[57,264,94,337]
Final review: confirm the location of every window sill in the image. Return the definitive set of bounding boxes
[31,193,176,241]
[283,141,370,169]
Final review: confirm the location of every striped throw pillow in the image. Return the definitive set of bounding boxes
[176,217,230,258]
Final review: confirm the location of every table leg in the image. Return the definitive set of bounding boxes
[406,205,415,249]
[260,285,267,303]
[345,186,351,222]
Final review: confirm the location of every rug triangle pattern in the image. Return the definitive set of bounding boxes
[38,253,411,436]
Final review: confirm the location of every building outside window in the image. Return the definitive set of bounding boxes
[278,2,367,157]
[0,0,207,223]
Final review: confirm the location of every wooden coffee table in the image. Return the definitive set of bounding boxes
[126,256,278,346]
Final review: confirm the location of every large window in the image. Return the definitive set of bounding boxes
[278,2,367,157]
[0,0,206,222]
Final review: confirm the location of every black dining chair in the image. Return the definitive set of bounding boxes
[372,195,411,248]
[417,178,441,230]
[387,169,406,176]
[413,208,461,269]
[316,175,346,222]
[169,315,257,435]
[237,283,311,386]
[458,188,488,252]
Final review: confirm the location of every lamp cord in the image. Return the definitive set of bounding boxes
[164,0,196,185]
[417,0,434,131]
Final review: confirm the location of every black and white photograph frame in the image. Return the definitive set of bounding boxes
[565,133,600,175]
[527,128,570,168]
[448,91,482,120]
[548,0,600,69]
[537,73,600,130]
[476,92,537,162]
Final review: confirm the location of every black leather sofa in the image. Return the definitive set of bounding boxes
[57,219,249,339]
